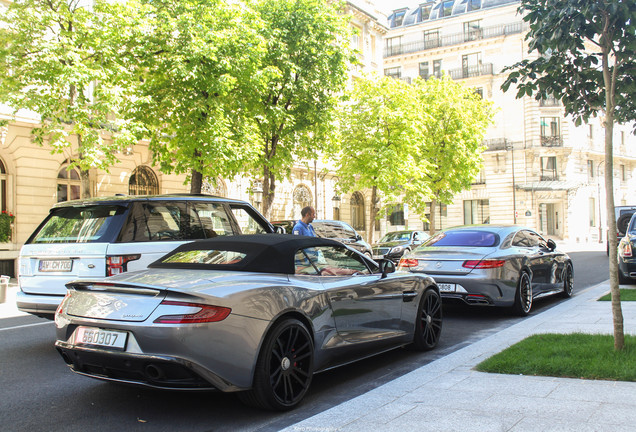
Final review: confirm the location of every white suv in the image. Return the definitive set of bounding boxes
[17,194,277,318]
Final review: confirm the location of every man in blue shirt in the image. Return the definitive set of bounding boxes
[292,206,317,237]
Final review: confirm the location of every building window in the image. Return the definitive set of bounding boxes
[441,0,454,17]
[419,61,430,79]
[419,3,433,21]
[0,159,7,212]
[472,166,486,184]
[462,53,481,78]
[587,160,595,181]
[540,117,560,137]
[423,29,440,48]
[385,36,402,56]
[467,0,482,11]
[433,60,442,78]
[463,199,489,224]
[201,178,227,197]
[351,191,365,231]
[57,161,81,202]
[293,184,312,209]
[422,203,447,231]
[589,197,596,227]
[541,156,558,181]
[463,20,481,41]
[351,25,362,52]
[129,165,159,195]
[474,87,483,98]
[388,204,405,226]
[392,9,407,27]
[621,131,625,146]
[621,164,627,182]
[384,66,401,79]
[589,124,594,139]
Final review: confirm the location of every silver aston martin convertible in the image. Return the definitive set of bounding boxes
[54,234,442,410]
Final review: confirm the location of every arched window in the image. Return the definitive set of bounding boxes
[202,178,227,197]
[57,161,81,202]
[292,184,313,219]
[129,166,159,195]
[351,191,365,231]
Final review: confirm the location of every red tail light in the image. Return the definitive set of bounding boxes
[462,259,506,269]
[398,258,419,268]
[106,254,141,276]
[154,301,231,324]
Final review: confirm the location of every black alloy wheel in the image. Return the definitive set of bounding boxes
[512,272,533,316]
[239,318,314,411]
[560,263,574,298]
[410,288,442,351]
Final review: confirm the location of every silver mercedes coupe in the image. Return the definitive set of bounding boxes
[54,234,442,410]
[399,225,573,316]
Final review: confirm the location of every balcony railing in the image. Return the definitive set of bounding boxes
[539,96,561,107]
[541,135,564,147]
[384,21,526,58]
[448,63,494,80]
[540,172,559,181]
[483,138,511,151]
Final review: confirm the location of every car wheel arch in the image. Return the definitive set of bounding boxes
[257,310,316,354]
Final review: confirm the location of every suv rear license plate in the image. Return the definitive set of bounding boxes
[39,259,72,272]
[74,327,127,350]
[437,283,456,292]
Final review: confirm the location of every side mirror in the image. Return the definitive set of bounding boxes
[355,234,362,241]
[547,239,557,251]
[380,259,396,278]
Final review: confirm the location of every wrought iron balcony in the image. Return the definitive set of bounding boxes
[541,135,563,147]
[448,63,494,80]
[539,96,561,107]
[384,21,526,58]
[540,172,559,181]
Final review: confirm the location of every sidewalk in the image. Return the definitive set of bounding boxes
[283,280,636,432]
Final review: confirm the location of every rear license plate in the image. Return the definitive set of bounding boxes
[437,283,456,292]
[39,259,73,272]
[372,255,384,260]
[74,327,127,350]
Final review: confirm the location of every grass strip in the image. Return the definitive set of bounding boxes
[598,288,636,301]
[476,333,636,381]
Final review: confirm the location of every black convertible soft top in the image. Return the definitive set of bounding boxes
[149,234,346,274]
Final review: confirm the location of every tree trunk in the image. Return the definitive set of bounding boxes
[262,166,276,219]
[429,198,438,235]
[367,185,378,244]
[602,35,624,351]
[190,169,203,194]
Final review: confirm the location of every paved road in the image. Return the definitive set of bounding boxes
[0,247,608,432]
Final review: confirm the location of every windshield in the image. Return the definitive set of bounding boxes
[380,232,411,242]
[422,230,499,248]
[30,205,125,244]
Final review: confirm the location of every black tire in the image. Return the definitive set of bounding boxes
[617,213,633,237]
[560,263,574,298]
[512,272,533,316]
[409,288,442,351]
[238,319,313,411]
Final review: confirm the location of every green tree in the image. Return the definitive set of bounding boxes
[501,0,636,350]
[244,0,353,217]
[0,0,137,197]
[411,76,495,234]
[335,74,430,244]
[117,0,264,193]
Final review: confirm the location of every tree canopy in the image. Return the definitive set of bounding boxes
[501,0,636,350]
[243,0,354,217]
[0,0,138,195]
[115,0,265,193]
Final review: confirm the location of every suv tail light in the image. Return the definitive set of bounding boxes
[623,243,633,258]
[462,259,506,269]
[106,254,141,276]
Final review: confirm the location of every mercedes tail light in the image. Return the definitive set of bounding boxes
[462,259,506,269]
[623,242,633,258]
[106,254,141,276]
[154,301,231,324]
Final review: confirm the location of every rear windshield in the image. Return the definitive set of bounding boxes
[29,205,125,244]
[422,230,499,248]
[313,222,356,239]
